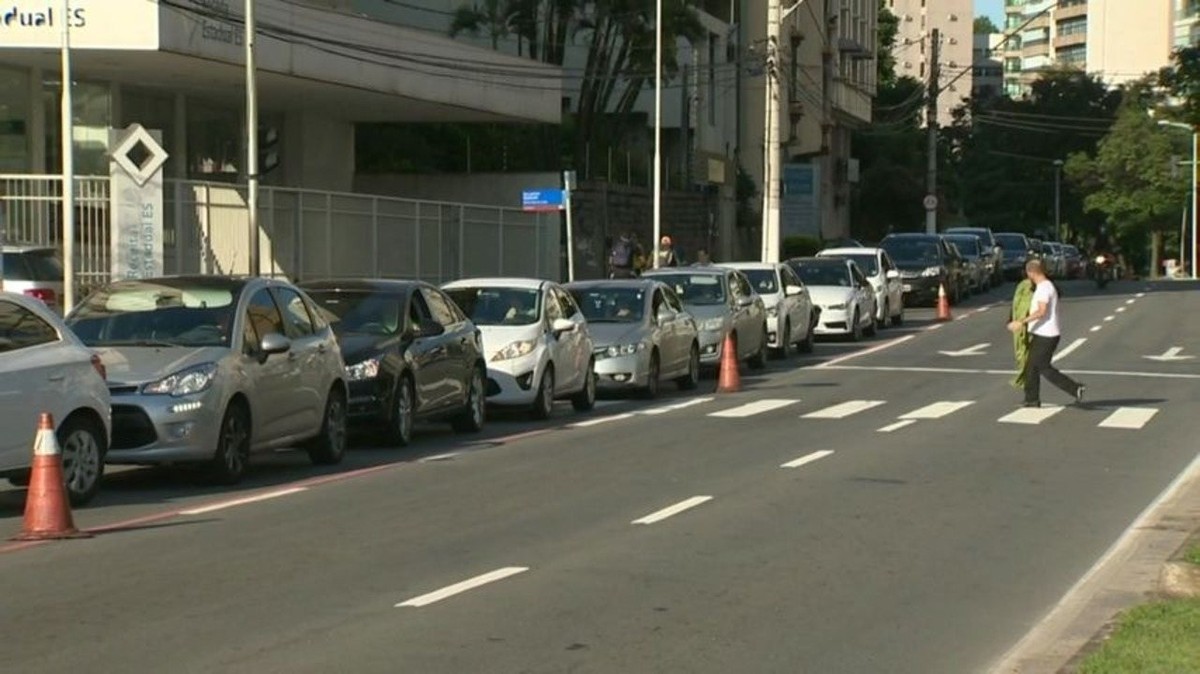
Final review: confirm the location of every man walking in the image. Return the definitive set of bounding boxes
[1007,259,1085,408]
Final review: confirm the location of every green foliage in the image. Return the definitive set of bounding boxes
[1079,599,1200,673]
[782,235,821,258]
[973,16,999,35]
[1158,47,1200,126]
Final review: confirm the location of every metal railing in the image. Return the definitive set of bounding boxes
[0,175,561,293]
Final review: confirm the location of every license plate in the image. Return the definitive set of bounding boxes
[902,284,912,292]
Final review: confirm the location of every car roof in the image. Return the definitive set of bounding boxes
[566,279,658,290]
[718,262,778,271]
[106,275,250,291]
[945,227,991,233]
[1,244,57,254]
[818,247,881,255]
[789,256,848,265]
[643,267,726,276]
[442,277,547,290]
[300,278,421,293]
[882,233,940,239]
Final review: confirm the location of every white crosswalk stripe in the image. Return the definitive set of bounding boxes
[708,399,800,418]
[802,400,886,419]
[898,401,974,420]
[877,420,917,433]
[1098,407,1159,430]
[998,405,1065,425]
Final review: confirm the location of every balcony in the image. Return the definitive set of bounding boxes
[1056,0,1088,20]
[1022,40,1052,58]
[1054,32,1086,48]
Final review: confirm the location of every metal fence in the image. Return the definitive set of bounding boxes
[0,174,561,293]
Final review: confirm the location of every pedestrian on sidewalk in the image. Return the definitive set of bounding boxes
[1009,270,1035,390]
[1006,259,1085,408]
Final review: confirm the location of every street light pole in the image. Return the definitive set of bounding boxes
[1053,159,1063,241]
[245,0,261,276]
[60,0,76,311]
[652,0,662,269]
[1157,120,1198,279]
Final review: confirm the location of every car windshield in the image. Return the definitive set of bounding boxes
[68,281,238,347]
[445,287,541,326]
[649,274,726,305]
[945,237,980,257]
[948,229,992,245]
[837,254,878,275]
[307,290,403,336]
[569,287,645,323]
[741,269,779,293]
[882,239,941,265]
[792,262,852,287]
[996,234,1027,250]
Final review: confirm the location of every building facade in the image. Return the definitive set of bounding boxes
[973,32,1005,100]
[888,0,973,126]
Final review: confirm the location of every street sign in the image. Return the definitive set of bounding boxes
[923,194,938,211]
[522,189,565,212]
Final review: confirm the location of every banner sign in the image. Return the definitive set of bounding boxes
[109,125,169,281]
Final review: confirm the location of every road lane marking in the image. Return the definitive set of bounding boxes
[180,487,308,515]
[708,399,799,418]
[1053,338,1087,363]
[570,413,634,428]
[1125,299,1136,305]
[877,419,917,433]
[396,567,529,608]
[1116,307,1126,313]
[813,334,915,368]
[820,364,1200,380]
[632,496,713,524]
[1089,326,1102,332]
[1136,292,1146,298]
[641,397,714,415]
[1103,315,1115,322]
[781,450,834,468]
[1098,407,1159,430]
[419,452,461,463]
[998,405,1065,425]
[924,324,944,331]
[802,400,885,419]
[975,306,993,313]
[899,401,974,420]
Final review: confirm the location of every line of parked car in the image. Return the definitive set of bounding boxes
[0,226,1076,506]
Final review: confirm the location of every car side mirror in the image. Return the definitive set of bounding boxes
[736,295,754,307]
[417,319,444,337]
[885,270,900,280]
[785,284,803,296]
[260,332,291,355]
[551,318,576,335]
[655,307,676,323]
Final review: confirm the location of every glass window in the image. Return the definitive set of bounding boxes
[274,287,315,337]
[0,66,30,173]
[648,273,727,305]
[307,290,403,336]
[570,286,645,323]
[444,286,542,326]
[245,288,285,342]
[789,261,853,287]
[68,279,240,347]
[881,238,942,265]
[421,288,459,327]
[663,285,684,312]
[741,268,779,294]
[544,288,564,321]
[732,272,754,298]
[0,300,58,352]
[188,101,240,181]
[408,291,432,329]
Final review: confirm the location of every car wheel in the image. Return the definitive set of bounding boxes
[531,366,555,420]
[850,310,863,342]
[389,376,415,446]
[210,402,251,485]
[798,318,815,353]
[748,325,767,370]
[571,362,597,412]
[58,414,105,507]
[307,388,347,466]
[772,320,791,359]
[676,343,700,390]
[452,367,487,432]
[641,352,660,399]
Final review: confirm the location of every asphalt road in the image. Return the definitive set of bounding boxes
[2,279,1198,673]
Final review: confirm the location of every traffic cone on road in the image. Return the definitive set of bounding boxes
[935,283,953,322]
[716,334,741,393]
[11,413,91,541]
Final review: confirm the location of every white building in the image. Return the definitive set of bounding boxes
[888,0,973,126]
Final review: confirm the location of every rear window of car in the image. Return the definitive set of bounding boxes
[995,234,1028,250]
[2,250,63,282]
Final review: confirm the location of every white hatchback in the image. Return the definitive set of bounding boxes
[0,292,111,505]
[817,247,904,327]
[443,278,596,419]
[719,262,817,356]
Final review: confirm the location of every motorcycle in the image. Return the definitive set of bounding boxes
[1092,254,1116,289]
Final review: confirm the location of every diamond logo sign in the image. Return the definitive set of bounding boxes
[111,124,168,187]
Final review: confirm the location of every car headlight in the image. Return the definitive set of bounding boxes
[345,357,381,381]
[603,343,646,358]
[921,267,942,277]
[1094,255,1106,264]
[491,339,537,362]
[825,303,848,311]
[142,362,218,397]
[766,305,779,317]
[700,318,725,332]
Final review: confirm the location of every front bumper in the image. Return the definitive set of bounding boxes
[346,378,389,425]
[900,276,941,303]
[765,315,783,348]
[106,390,224,465]
[697,329,726,364]
[593,350,652,389]
[484,353,544,406]
[814,308,851,335]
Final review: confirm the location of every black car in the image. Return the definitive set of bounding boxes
[301,279,486,446]
[944,226,1003,284]
[995,232,1035,280]
[879,233,967,305]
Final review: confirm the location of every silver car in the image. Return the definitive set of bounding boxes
[67,276,349,484]
[1,245,65,314]
[642,267,768,370]
[566,279,701,397]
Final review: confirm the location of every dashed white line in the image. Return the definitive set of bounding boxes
[632,496,713,524]
[781,450,835,469]
[1116,307,1126,313]
[1053,338,1087,363]
[708,399,799,418]
[419,452,461,463]
[1136,292,1146,298]
[814,334,915,368]
[180,487,308,515]
[570,412,634,428]
[999,405,1065,425]
[899,401,974,420]
[1126,299,1136,305]
[1090,326,1102,333]
[925,324,945,331]
[877,419,918,433]
[1098,407,1159,430]
[641,397,713,415]
[1103,315,1115,322]
[396,567,529,608]
[802,400,885,419]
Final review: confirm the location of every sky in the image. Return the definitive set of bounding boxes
[978,0,1005,24]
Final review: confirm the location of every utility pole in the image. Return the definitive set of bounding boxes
[60,0,76,311]
[1053,159,1063,241]
[925,28,940,235]
[681,63,690,189]
[245,0,261,276]
[760,0,782,263]
[652,0,663,268]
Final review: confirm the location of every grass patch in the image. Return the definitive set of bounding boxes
[1079,599,1200,673]
[1184,544,1200,566]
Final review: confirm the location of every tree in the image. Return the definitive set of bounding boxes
[1066,85,1189,274]
[1158,47,1200,126]
[973,16,999,35]
[449,0,516,50]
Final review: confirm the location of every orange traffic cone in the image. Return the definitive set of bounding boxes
[716,334,741,393]
[935,282,952,322]
[11,413,91,541]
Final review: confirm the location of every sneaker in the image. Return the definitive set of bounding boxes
[1075,385,1086,405]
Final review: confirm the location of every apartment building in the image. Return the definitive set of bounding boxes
[973,33,1005,100]
[1002,0,1189,98]
[887,0,973,126]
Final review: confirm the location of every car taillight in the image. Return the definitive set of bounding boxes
[24,288,57,306]
[90,353,106,381]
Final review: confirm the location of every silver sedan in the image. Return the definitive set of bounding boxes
[566,279,701,398]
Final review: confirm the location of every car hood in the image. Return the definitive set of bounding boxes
[587,322,646,348]
[337,332,400,366]
[684,304,731,324]
[476,324,541,359]
[893,261,939,273]
[96,346,230,385]
[807,286,855,307]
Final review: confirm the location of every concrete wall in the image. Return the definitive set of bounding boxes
[1087,0,1173,87]
[283,112,356,193]
[354,172,561,209]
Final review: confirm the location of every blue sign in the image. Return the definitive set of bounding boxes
[522,188,565,212]
[781,163,820,238]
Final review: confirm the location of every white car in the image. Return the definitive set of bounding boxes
[720,262,816,356]
[0,292,110,505]
[817,247,904,327]
[785,257,877,341]
[443,278,595,419]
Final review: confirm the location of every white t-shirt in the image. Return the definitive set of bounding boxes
[1028,280,1060,337]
